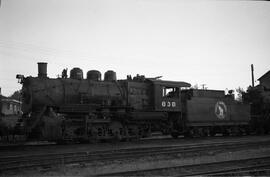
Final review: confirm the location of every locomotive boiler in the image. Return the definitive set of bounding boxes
[16,62,251,142]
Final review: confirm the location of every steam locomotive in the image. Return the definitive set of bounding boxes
[15,62,251,142]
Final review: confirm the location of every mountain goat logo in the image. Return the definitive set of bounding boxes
[215,101,227,120]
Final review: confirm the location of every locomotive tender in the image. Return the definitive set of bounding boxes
[16,62,250,141]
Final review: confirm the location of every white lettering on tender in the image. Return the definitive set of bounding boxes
[161,101,176,108]
[162,101,166,107]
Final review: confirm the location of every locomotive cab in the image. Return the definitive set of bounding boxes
[149,79,191,112]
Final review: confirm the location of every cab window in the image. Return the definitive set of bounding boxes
[162,87,179,98]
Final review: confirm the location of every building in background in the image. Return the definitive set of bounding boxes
[258,71,270,89]
[0,87,22,116]
[1,98,21,116]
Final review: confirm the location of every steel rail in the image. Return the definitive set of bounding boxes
[209,168,270,176]
[99,156,270,176]
[0,136,267,161]
[182,157,270,177]
[0,134,263,150]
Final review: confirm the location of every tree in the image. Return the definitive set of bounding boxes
[192,84,199,89]
[8,90,21,101]
[235,87,245,102]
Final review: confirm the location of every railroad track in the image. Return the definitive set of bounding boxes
[0,133,170,150]
[1,139,270,173]
[99,156,270,176]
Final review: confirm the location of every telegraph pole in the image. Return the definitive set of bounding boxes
[201,84,207,90]
[251,64,254,87]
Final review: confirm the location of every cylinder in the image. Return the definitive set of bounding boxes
[87,70,101,81]
[37,62,47,78]
[104,70,117,81]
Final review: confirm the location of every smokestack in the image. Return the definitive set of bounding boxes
[251,64,254,87]
[38,62,47,78]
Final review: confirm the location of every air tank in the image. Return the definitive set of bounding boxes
[70,67,83,80]
[104,70,116,81]
[87,70,101,81]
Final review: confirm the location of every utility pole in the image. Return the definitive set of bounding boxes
[201,84,207,90]
[251,64,254,87]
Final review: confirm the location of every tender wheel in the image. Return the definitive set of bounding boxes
[171,131,179,139]
[209,129,216,137]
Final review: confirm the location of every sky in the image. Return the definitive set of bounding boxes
[0,0,270,96]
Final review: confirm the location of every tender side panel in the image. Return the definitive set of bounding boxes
[186,97,228,122]
[230,103,250,122]
[186,97,250,126]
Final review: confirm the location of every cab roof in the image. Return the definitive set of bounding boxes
[147,78,191,88]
